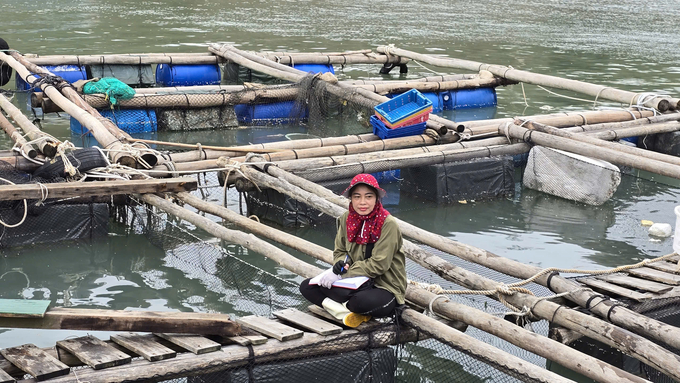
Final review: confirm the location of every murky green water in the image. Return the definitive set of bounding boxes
[1,0,680,377]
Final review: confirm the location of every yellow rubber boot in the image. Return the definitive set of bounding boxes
[341,302,371,328]
[321,298,350,321]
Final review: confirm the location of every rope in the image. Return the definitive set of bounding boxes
[0,177,28,228]
[54,141,78,177]
[520,82,528,106]
[535,85,602,104]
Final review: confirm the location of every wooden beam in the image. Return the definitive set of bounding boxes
[0,178,197,201]
[0,308,241,337]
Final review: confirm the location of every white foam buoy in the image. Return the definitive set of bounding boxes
[649,223,673,238]
[674,206,680,253]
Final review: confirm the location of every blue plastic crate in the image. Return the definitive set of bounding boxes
[370,115,426,139]
[374,89,432,126]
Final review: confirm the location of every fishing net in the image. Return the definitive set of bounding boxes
[0,160,109,248]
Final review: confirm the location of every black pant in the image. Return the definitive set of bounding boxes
[299,278,397,318]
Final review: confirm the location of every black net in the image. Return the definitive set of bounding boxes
[0,159,109,248]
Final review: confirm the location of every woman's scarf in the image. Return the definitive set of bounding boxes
[346,201,390,245]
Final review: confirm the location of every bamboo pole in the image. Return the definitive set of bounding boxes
[126,138,285,153]
[565,112,680,133]
[465,110,656,137]
[376,46,679,111]
[81,86,300,110]
[349,77,509,95]
[583,122,680,141]
[0,93,58,157]
[503,123,680,179]
[519,119,680,167]
[257,51,408,65]
[174,187,641,383]
[0,52,136,166]
[0,112,36,158]
[26,53,221,66]
[242,157,680,381]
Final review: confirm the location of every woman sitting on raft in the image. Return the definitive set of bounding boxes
[299,174,407,328]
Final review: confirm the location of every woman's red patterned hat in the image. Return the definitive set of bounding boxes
[341,173,386,198]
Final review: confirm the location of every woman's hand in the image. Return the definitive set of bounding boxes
[332,260,349,275]
[319,271,342,289]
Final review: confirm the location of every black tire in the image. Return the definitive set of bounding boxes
[32,147,108,180]
[0,38,12,87]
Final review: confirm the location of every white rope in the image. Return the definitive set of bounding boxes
[55,141,78,177]
[536,85,601,104]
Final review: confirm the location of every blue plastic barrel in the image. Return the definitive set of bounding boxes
[155,64,220,86]
[16,65,87,91]
[620,136,639,145]
[421,92,446,113]
[449,88,497,109]
[234,101,307,125]
[71,109,157,137]
[292,63,335,74]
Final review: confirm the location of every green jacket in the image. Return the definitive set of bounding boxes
[333,211,407,304]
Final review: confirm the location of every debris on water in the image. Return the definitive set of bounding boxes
[641,220,654,226]
[648,223,672,238]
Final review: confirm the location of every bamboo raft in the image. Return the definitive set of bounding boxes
[1,43,680,382]
[0,307,419,383]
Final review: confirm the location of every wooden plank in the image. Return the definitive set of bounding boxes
[236,315,304,342]
[646,260,680,275]
[0,344,68,381]
[628,267,680,285]
[154,334,221,355]
[0,368,14,383]
[110,333,176,362]
[308,305,342,325]
[0,308,240,337]
[578,278,653,302]
[0,299,50,318]
[226,335,268,346]
[0,177,197,201]
[599,274,673,294]
[56,336,131,370]
[273,308,342,336]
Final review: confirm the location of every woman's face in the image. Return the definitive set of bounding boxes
[351,185,377,216]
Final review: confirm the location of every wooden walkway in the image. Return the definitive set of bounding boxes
[0,308,415,383]
[577,256,680,303]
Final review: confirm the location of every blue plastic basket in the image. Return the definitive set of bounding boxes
[370,115,426,139]
[374,89,432,126]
